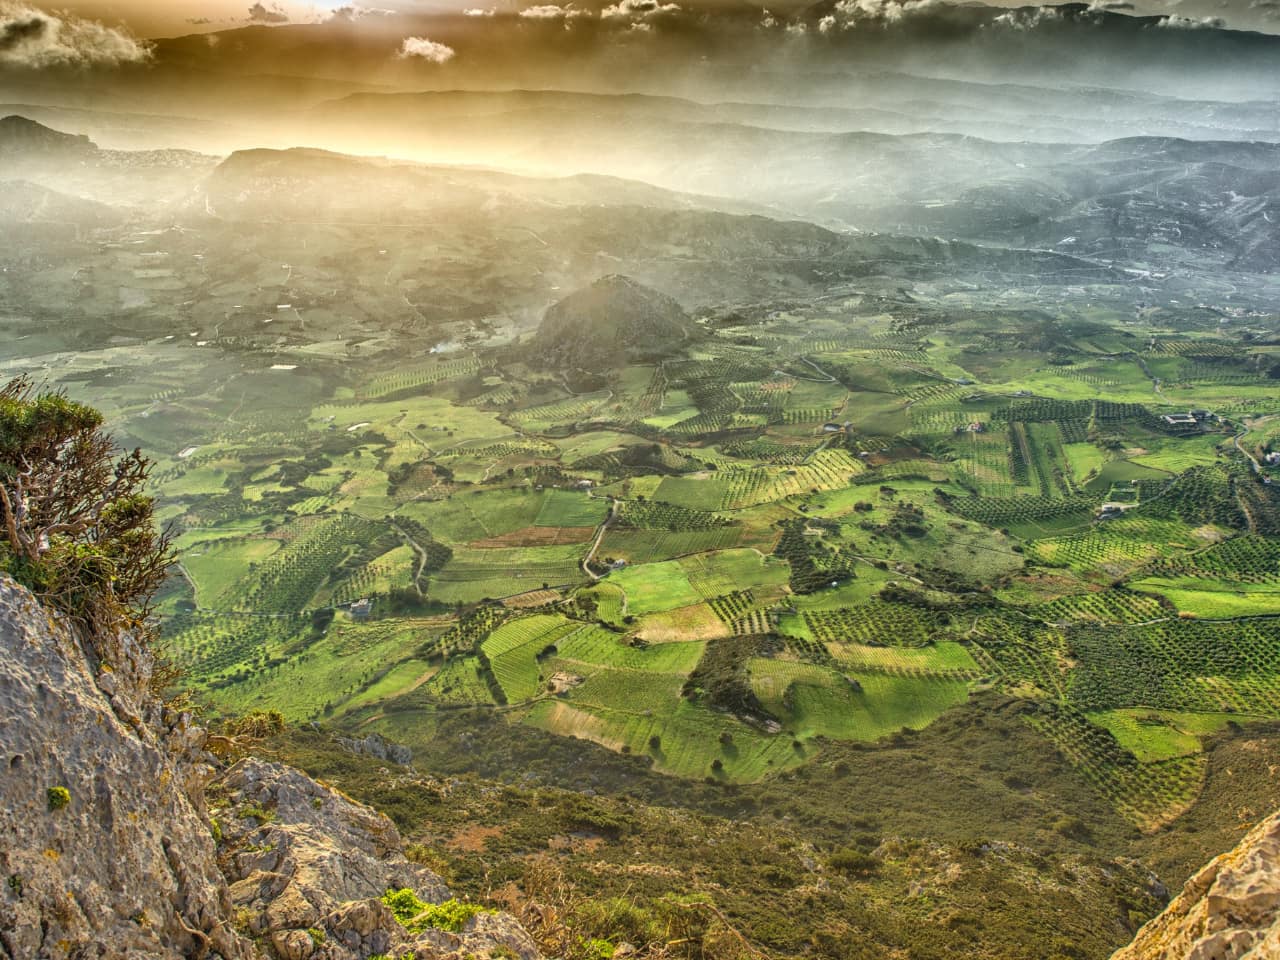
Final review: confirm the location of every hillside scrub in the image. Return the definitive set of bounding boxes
[0,376,172,644]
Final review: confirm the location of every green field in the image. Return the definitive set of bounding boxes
[748,659,972,740]
[44,266,1272,828]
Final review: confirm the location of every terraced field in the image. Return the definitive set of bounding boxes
[128,296,1280,829]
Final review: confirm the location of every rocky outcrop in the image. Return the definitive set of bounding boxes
[0,577,252,960]
[336,732,412,766]
[214,758,539,960]
[1112,811,1280,960]
[0,575,541,960]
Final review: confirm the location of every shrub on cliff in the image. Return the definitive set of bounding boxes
[381,888,489,933]
[0,376,172,642]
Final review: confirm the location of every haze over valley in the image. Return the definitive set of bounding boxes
[3,3,1280,959]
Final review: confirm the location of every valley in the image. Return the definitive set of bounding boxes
[5,12,1280,950]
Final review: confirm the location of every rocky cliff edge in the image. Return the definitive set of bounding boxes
[0,576,539,960]
[1111,811,1280,960]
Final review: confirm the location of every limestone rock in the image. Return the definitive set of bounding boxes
[216,757,447,920]
[214,758,541,959]
[1112,810,1280,960]
[336,732,412,765]
[0,576,252,960]
[0,574,543,960]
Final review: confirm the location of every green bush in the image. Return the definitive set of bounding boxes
[0,378,173,685]
[223,710,286,739]
[240,803,275,825]
[829,847,880,878]
[46,786,70,811]
[381,889,489,933]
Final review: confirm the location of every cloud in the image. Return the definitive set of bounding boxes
[601,0,681,21]
[0,3,151,67]
[519,4,591,19]
[1088,0,1134,10]
[817,0,953,31]
[247,3,288,24]
[462,7,496,15]
[0,12,42,50]
[1251,0,1280,18]
[1156,14,1226,28]
[991,6,1064,30]
[325,5,394,22]
[398,35,456,62]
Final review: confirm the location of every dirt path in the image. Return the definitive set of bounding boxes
[1233,421,1267,475]
[582,498,619,581]
[390,520,430,594]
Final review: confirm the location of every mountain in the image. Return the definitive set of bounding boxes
[0,575,540,959]
[533,275,697,372]
[0,103,243,154]
[1112,810,1280,959]
[296,103,1280,274]
[202,147,763,221]
[310,84,1280,146]
[0,115,95,159]
[0,117,214,209]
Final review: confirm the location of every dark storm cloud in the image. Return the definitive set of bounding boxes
[0,13,45,51]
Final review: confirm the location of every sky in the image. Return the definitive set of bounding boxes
[21,0,1280,38]
[3,0,1279,106]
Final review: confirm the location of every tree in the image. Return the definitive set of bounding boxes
[0,377,172,635]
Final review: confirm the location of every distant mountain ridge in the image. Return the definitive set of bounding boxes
[0,115,96,157]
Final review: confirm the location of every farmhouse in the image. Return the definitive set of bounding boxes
[1161,413,1198,427]
[350,599,372,620]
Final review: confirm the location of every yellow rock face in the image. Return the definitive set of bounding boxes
[1112,811,1280,960]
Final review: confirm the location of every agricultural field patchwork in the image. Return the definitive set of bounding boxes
[24,281,1280,827]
